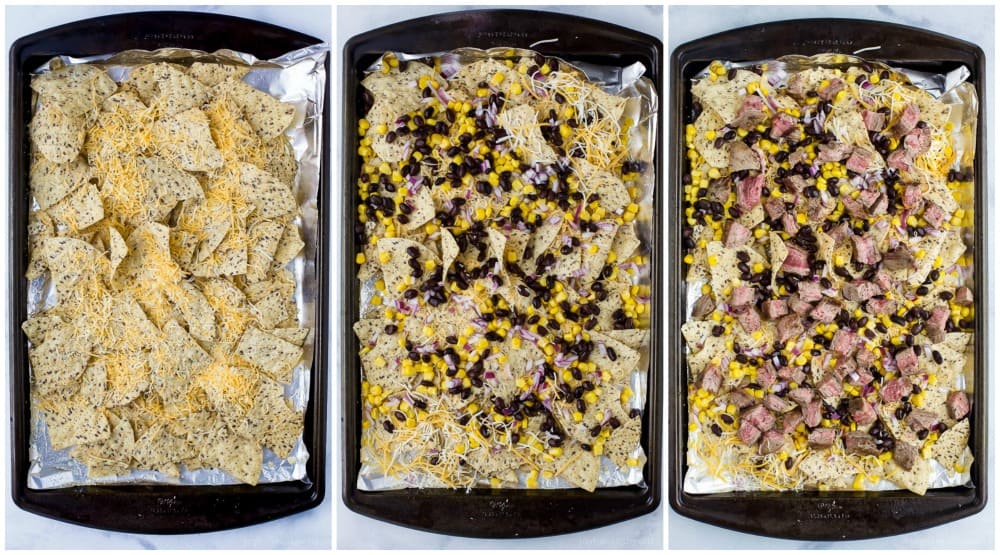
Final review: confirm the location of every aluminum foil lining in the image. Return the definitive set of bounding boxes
[684,54,978,494]
[356,47,657,491]
[26,43,328,489]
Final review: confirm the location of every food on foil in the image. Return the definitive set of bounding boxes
[683,57,975,494]
[353,51,652,491]
[23,58,309,485]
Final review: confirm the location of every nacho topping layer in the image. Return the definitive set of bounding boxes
[24,58,308,485]
[354,52,652,490]
[683,58,975,494]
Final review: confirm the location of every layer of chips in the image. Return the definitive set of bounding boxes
[25,57,309,485]
[683,56,976,495]
[354,52,653,491]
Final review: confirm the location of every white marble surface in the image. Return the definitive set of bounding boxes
[335,4,664,550]
[3,4,332,550]
[668,4,995,550]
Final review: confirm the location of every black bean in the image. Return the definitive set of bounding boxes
[382,421,395,433]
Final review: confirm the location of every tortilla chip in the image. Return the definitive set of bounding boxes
[692,108,729,168]
[101,90,146,113]
[44,399,111,450]
[235,326,303,383]
[151,107,224,171]
[604,416,643,469]
[29,319,92,397]
[886,454,931,495]
[931,419,970,473]
[75,412,134,477]
[556,444,601,492]
[47,182,104,231]
[238,163,298,219]
[215,77,295,140]
[30,99,87,163]
[246,220,285,283]
[32,63,117,118]
[30,157,91,210]
[244,377,303,458]
[692,69,759,124]
[263,135,298,187]
[128,62,210,116]
[188,62,250,87]
[272,222,305,271]
[498,104,556,164]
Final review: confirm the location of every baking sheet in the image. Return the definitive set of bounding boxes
[682,53,977,494]
[354,47,657,491]
[26,43,328,489]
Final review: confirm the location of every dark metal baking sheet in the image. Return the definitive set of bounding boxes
[342,9,662,538]
[668,18,987,541]
[8,11,330,534]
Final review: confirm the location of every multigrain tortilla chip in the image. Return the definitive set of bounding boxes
[235,326,303,383]
[45,399,111,451]
[272,222,305,271]
[239,163,298,219]
[188,62,250,87]
[129,63,210,116]
[32,63,117,119]
[692,108,729,168]
[151,108,224,171]
[30,157,91,210]
[30,99,87,164]
[246,220,285,283]
[47,182,104,231]
[29,319,92,397]
[216,77,295,140]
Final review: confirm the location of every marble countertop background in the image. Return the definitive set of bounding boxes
[3,4,332,550]
[668,4,995,550]
[335,4,664,550]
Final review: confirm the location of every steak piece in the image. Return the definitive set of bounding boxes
[816,374,843,399]
[816,141,852,163]
[782,409,804,434]
[756,360,777,390]
[758,429,786,454]
[787,386,814,406]
[887,148,914,172]
[895,347,920,376]
[882,245,915,271]
[842,280,880,302]
[902,184,924,209]
[893,104,920,136]
[700,362,723,394]
[738,420,762,445]
[803,401,822,427]
[955,286,974,306]
[769,112,797,139]
[762,299,788,320]
[808,427,838,448]
[851,234,881,265]
[844,431,881,456]
[880,378,911,403]
[861,109,886,131]
[764,197,787,220]
[818,78,845,101]
[743,404,776,431]
[849,398,878,426]
[736,307,761,333]
[846,148,876,174]
[796,280,823,303]
[691,294,715,318]
[923,202,947,229]
[729,286,755,308]
[830,329,856,356]
[905,409,938,433]
[894,441,919,471]
[926,305,950,343]
[776,314,804,343]
[736,174,765,211]
[781,244,812,276]
[764,394,796,414]
[946,390,971,420]
[811,300,841,323]
[728,389,755,409]
[904,126,932,155]
[724,220,752,247]
[730,140,760,173]
[731,94,767,129]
